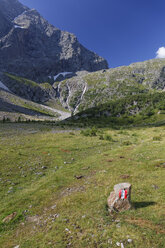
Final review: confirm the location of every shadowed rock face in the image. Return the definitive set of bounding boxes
[0,0,108,80]
[0,0,28,38]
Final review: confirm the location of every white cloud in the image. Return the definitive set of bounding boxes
[156,47,165,58]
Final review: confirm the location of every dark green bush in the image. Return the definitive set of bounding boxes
[81,127,98,137]
[104,134,113,141]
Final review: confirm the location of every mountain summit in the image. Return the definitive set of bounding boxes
[0,0,108,80]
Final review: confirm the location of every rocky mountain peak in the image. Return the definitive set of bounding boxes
[0,0,28,38]
[0,0,108,81]
[13,8,58,36]
[0,0,28,21]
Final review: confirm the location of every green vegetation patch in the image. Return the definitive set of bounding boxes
[5,73,39,88]
[40,83,53,90]
[76,91,165,119]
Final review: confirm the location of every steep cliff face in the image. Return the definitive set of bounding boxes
[0,0,28,21]
[0,0,108,81]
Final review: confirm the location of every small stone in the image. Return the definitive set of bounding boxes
[65,228,71,233]
[26,216,40,224]
[23,210,29,214]
[128,239,132,243]
[14,246,20,248]
[116,242,120,247]
[42,166,47,170]
[108,239,112,244]
[74,175,84,179]
[115,219,120,223]
[121,243,124,248]
[152,184,159,190]
[51,204,56,210]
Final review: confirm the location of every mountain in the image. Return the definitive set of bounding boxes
[0,0,108,81]
[0,0,165,123]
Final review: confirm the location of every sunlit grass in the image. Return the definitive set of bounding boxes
[0,123,164,247]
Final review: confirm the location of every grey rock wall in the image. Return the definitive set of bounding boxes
[0,1,108,81]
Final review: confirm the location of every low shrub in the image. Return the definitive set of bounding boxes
[153,136,162,141]
[81,127,98,137]
[104,134,113,141]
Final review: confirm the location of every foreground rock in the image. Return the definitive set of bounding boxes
[107,183,132,213]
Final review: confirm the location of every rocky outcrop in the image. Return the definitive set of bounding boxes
[0,0,108,81]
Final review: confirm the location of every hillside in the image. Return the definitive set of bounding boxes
[64,91,165,128]
[54,59,165,114]
[0,88,71,122]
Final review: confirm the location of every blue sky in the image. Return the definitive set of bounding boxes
[20,0,165,68]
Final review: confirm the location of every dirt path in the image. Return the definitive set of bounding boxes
[40,104,71,120]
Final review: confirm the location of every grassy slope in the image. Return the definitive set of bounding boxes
[0,90,61,121]
[5,73,41,88]
[0,123,164,247]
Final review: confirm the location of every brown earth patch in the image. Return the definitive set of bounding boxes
[120,174,130,179]
[155,163,165,168]
[125,218,165,234]
[107,159,113,162]
[60,149,71,153]
[3,212,17,223]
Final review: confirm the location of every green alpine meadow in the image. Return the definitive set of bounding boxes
[0,122,164,247]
